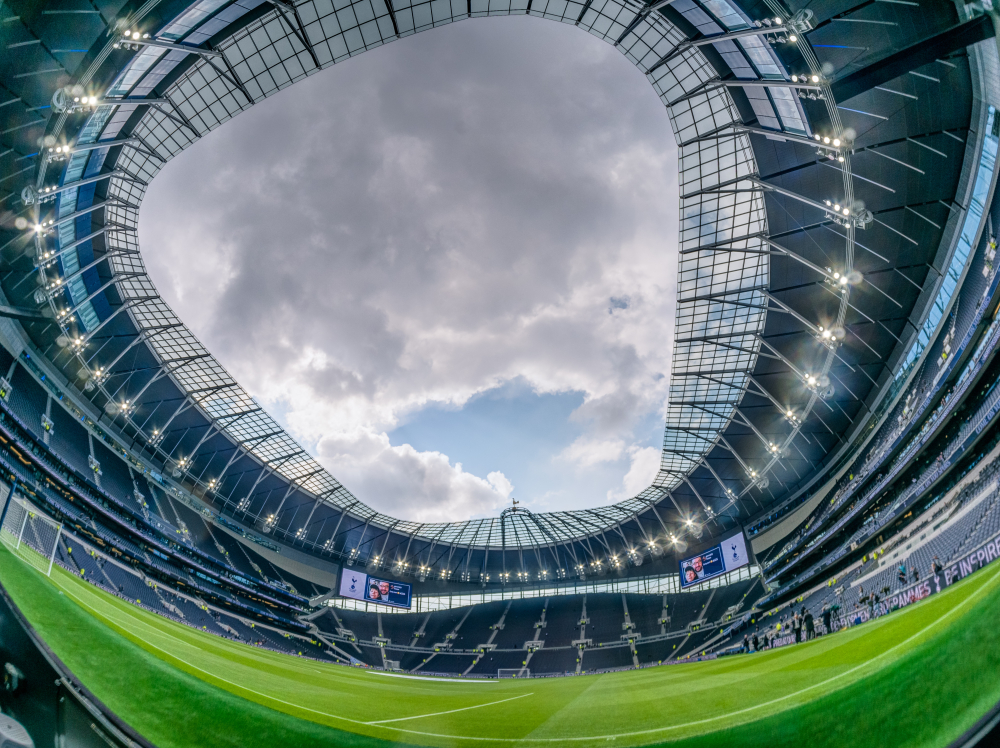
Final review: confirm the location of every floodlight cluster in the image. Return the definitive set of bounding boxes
[113,30,150,50]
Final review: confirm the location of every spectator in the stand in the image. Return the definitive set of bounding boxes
[897,564,907,586]
[932,556,943,579]
[872,593,880,618]
[912,567,920,584]
[804,609,815,641]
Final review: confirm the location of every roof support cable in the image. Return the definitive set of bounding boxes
[686,403,785,466]
[41,137,159,167]
[21,169,127,205]
[39,247,141,301]
[82,319,180,370]
[35,225,118,267]
[113,36,223,59]
[614,7,651,46]
[30,198,118,235]
[54,271,146,321]
[668,78,822,109]
[655,24,802,73]
[120,354,214,411]
[150,100,201,140]
[268,0,324,63]
[679,122,845,154]
[322,500,361,553]
[748,176,873,229]
[203,47,253,105]
[863,145,925,174]
[208,425,274,489]
[643,42,685,76]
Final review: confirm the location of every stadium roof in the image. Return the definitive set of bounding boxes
[0,0,996,581]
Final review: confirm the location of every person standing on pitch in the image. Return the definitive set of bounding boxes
[804,609,814,640]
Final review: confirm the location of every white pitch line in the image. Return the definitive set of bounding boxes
[372,562,1000,742]
[46,579,372,727]
[35,558,1000,745]
[367,671,498,683]
[366,693,533,725]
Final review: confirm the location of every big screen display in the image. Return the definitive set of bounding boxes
[338,570,413,609]
[678,531,750,588]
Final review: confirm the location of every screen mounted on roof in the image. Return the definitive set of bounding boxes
[338,570,413,609]
[679,531,749,588]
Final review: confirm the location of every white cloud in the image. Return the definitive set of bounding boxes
[610,446,663,501]
[487,471,514,499]
[559,438,626,467]
[138,17,676,521]
[316,430,511,523]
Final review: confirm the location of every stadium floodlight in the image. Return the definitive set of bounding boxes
[263,513,277,533]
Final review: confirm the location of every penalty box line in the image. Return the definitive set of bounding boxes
[44,569,530,732]
[40,558,1000,744]
[366,694,533,724]
[378,561,1000,742]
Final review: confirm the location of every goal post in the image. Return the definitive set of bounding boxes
[498,668,530,679]
[1,496,62,577]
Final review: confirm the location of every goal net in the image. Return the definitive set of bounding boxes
[498,668,529,679]
[1,494,62,577]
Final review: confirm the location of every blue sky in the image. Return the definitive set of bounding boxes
[388,379,665,515]
[139,16,677,522]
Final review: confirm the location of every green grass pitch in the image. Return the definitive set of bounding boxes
[2,544,999,748]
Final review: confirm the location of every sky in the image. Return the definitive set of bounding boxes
[138,16,678,524]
